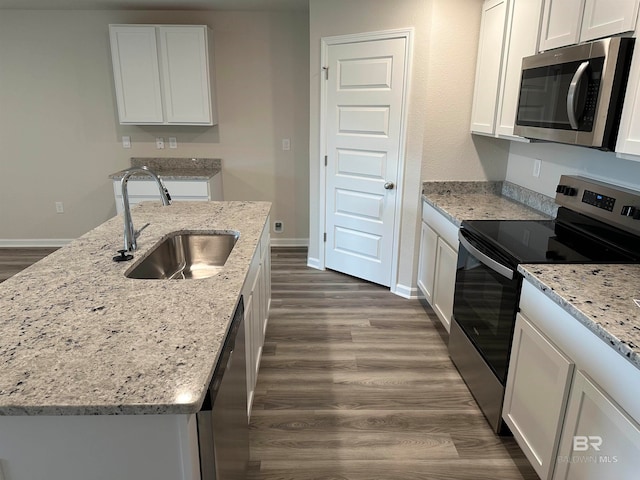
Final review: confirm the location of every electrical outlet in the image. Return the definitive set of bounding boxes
[282,138,291,151]
[274,221,284,233]
[156,137,165,149]
[533,159,541,178]
[55,202,64,214]
[122,136,131,149]
[169,137,177,149]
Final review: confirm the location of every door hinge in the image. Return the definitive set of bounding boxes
[324,233,327,242]
[324,155,328,166]
[322,66,329,80]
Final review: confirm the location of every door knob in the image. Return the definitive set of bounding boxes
[384,182,395,190]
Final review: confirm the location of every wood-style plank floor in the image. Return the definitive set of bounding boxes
[0,247,58,283]
[249,247,539,480]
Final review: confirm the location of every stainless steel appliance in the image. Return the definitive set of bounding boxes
[514,37,634,150]
[449,176,640,433]
[197,297,249,479]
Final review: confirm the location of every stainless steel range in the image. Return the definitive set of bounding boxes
[449,175,640,434]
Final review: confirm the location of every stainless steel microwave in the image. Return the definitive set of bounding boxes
[514,37,634,150]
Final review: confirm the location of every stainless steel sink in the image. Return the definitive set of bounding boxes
[126,232,239,280]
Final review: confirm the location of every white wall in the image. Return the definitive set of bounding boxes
[422,0,509,182]
[0,9,309,245]
[507,142,640,196]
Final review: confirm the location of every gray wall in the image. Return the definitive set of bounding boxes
[0,9,309,245]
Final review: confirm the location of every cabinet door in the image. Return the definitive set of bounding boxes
[109,26,164,124]
[432,237,457,333]
[158,26,213,125]
[503,313,574,480]
[471,0,509,134]
[553,371,640,480]
[417,221,438,304]
[495,0,544,138]
[539,0,585,51]
[580,0,640,42]
[244,291,255,418]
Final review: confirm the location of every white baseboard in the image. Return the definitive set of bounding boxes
[392,283,418,299]
[0,239,73,248]
[270,238,308,247]
[307,256,322,270]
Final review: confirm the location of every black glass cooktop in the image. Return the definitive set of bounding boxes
[461,207,640,266]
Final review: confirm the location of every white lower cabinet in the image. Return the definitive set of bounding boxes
[113,174,223,215]
[417,201,459,332]
[553,371,640,480]
[243,217,271,419]
[505,280,640,480]
[503,313,574,480]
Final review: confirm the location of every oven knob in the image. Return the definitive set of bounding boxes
[556,184,568,194]
[621,206,640,219]
[564,187,577,196]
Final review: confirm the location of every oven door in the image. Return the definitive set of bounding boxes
[452,228,521,384]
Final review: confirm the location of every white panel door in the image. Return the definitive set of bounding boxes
[324,37,407,287]
[109,25,164,124]
[159,26,213,124]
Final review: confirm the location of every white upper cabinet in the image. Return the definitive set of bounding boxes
[496,0,544,137]
[539,0,640,51]
[109,25,217,126]
[470,0,509,135]
[615,12,640,158]
[471,0,543,138]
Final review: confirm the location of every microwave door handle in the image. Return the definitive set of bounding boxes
[458,230,514,280]
[567,61,590,130]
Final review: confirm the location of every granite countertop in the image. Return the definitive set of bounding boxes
[109,158,221,181]
[422,181,554,225]
[0,201,270,415]
[519,264,640,369]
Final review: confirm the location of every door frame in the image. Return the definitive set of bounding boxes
[317,28,413,294]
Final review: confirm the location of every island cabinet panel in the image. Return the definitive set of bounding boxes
[417,201,458,332]
[503,313,574,480]
[109,24,217,126]
[243,216,271,419]
[506,280,640,479]
[0,414,200,480]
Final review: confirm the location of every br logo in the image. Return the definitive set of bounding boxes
[573,436,603,452]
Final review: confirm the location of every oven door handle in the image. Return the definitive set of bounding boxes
[458,230,515,280]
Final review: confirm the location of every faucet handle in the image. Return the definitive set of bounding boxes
[113,249,134,262]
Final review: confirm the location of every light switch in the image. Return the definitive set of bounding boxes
[282,138,290,151]
[169,137,177,149]
[122,136,131,149]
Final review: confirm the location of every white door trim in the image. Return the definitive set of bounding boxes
[317,28,413,295]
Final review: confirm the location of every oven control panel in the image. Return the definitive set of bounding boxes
[556,175,640,235]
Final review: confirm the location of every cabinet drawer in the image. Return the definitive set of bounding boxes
[422,201,459,251]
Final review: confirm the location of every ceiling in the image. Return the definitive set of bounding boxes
[0,0,309,10]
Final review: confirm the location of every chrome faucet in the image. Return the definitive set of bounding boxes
[115,166,171,260]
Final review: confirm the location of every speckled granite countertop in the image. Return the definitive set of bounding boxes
[109,158,221,181]
[422,181,554,225]
[0,201,270,415]
[519,264,640,369]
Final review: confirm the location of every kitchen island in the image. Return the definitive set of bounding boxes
[0,200,271,479]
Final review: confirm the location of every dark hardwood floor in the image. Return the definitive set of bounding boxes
[0,247,58,283]
[249,247,539,480]
[0,246,538,479]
